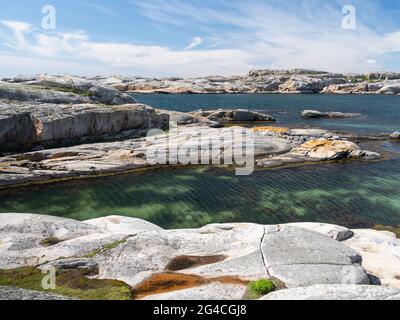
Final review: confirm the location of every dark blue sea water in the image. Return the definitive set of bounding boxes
[132,94,400,134]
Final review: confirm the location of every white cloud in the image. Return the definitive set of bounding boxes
[1,0,400,77]
[185,37,202,50]
[0,21,251,77]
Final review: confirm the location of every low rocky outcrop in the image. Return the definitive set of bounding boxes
[0,286,74,300]
[87,69,400,95]
[1,214,399,300]
[2,75,136,105]
[0,126,381,188]
[190,110,275,122]
[0,102,166,153]
[256,136,380,168]
[301,110,362,119]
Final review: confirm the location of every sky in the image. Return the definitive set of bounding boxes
[0,0,399,77]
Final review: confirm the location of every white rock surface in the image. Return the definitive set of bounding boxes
[84,216,163,235]
[285,222,354,241]
[261,284,400,300]
[344,229,400,288]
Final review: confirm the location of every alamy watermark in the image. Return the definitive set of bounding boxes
[41,5,56,30]
[145,123,255,176]
[342,5,357,30]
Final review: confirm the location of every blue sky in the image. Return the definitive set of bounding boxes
[0,0,399,77]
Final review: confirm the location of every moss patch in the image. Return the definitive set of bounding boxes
[245,279,281,300]
[0,267,132,300]
[166,255,227,271]
[84,238,127,258]
[40,237,62,247]
[373,225,400,238]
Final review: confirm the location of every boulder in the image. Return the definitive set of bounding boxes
[191,110,275,122]
[344,229,400,288]
[261,284,400,300]
[261,226,369,288]
[301,110,362,119]
[390,131,400,139]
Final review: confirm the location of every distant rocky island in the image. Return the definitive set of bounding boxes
[81,69,400,95]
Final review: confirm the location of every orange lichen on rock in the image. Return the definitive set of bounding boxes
[292,139,360,159]
[253,126,289,134]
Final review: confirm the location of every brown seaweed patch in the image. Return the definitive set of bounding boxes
[131,272,248,300]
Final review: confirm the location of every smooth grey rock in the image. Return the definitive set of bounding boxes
[284,223,354,241]
[0,286,75,300]
[261,226,369,287]
[0,82,91,104]
[84,216,163,235]
[261,285,400,300]
[97,223,269,286]
[0,102,163,153]
[0,213,126,268]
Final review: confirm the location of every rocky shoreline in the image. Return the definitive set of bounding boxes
[0,73,388,188]
[86,69,400,95]
[0,213,399,300]
[0,72,399,300]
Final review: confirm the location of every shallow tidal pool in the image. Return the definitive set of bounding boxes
[1,158,400,229]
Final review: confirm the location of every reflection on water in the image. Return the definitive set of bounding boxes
[1,157,400,229]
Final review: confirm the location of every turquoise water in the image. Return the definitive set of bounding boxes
[133,94,400,134]
[1,157,399,229]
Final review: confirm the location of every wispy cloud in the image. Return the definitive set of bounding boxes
[76,1,122,18]
[132,0,400,73]
[185,37,202,50]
